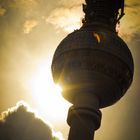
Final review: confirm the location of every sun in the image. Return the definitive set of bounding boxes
[28,59,71,122]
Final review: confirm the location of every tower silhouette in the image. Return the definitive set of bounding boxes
[51,0,134,140]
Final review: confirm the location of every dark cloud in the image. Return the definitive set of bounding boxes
[0,102,62,140]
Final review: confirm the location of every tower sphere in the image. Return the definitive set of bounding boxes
[51,25,134,108]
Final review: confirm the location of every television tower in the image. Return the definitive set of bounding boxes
[51,0,134,140]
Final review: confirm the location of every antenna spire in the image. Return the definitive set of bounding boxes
[82,0,125,31]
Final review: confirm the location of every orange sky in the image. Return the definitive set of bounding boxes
[0,0,140,139]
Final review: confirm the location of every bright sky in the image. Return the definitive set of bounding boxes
[0,0,140,139]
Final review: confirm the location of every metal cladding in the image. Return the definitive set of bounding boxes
[52,27,134,108]
[51,0,134,108]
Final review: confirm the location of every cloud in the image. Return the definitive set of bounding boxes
[46,6,83,32]
[0,101,64,140]
[23,20,38,34]
[46,0,140,39]
[125,0,140,8]
[58,0,84,7]
[0,7,6,16]
[115,0,140,43]
[0,0,50,33]
[46,0,85,32]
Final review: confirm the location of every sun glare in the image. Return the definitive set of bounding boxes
[28,59,71,122]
